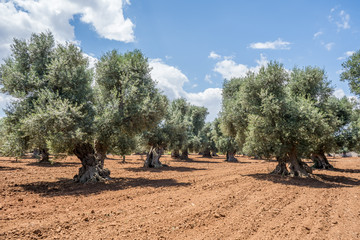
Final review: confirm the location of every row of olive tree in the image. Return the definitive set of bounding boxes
[0,32,166,183]
[220,61,355,177]
[0,32,217,182]
[1,31,359,181]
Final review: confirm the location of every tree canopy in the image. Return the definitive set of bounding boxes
[0,32,167,182]
[221,62,340,177]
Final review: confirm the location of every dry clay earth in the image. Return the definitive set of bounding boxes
[1,154,360,240]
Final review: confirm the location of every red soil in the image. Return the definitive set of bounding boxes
[1,154,360,240]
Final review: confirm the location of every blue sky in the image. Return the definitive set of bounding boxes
[0,0,359,121]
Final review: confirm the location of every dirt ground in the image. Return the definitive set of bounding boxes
[1,154,360,240]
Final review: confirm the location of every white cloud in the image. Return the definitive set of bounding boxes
[249,38,291,50]
[149,58,188,99]
[186,88,222,121]
[313,31,323,39]
[83,53,98,69]
[214,59,249,80]
[204,74,213,84]
[333,88,358,103]
[0,0,134,61]
[80,0,134,42]
[214,54,268,80]
[333,89,345,99]
[323,42,335,51]
[337,51,355,60]
[149,58,222,121]
[337,10,350,30]
[329,7,350,31]
[208,51,221,59]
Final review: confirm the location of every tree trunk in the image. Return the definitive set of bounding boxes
[225,151,238,162]
[202,148,212,158]
[32,149,40,158]
[73,143,110,183]
[342,151,347,157]
[122,155,126,163]
[311,152,333,169]
[271,156,289,175]
[144,146,163,168]
[38,148,50,163]
[94,140,107,169]
[180,149,189,160]
[171,150,180,158]
[288,148,312,178]
[211,151,218,156]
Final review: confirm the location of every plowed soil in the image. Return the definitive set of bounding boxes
[1,154,360,240]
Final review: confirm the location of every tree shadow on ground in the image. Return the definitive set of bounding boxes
[17,177,190,197]
[330,168,360,174]
[0,166,23,171]
[172,158,220,164]
[117,161,143,165]
[105,156,121,160]
[124,165,207,173]
[226,160,255,164]
[26,161,80,168]
[245,173,360,188]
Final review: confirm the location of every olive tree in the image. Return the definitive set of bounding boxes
[0,32,55,162]
[141,121,174,168]
[108,133,137,163]
[287,66,336,169]
[165,98,208,160]
[211,118,239,162]
[164,98,189,158]
[198,122,217,158]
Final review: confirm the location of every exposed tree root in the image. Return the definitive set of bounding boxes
[271,157,289,176]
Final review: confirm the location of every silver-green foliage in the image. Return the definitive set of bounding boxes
[211,118,238,155]
[94,49,167,149]
[221,62,333,166]
[165,98,208,155]
[0,32,166,162]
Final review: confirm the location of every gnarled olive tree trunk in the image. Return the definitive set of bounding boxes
[144,146,163,168]
[311,151,333,169]
[180,149,189,160]
[38,148,50,163]
[171,150,180,158]
[202,148,212,158]
[225,151,238,162]
[288,148,312,178]
[73,143,110,183]
[271,156,289,176]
